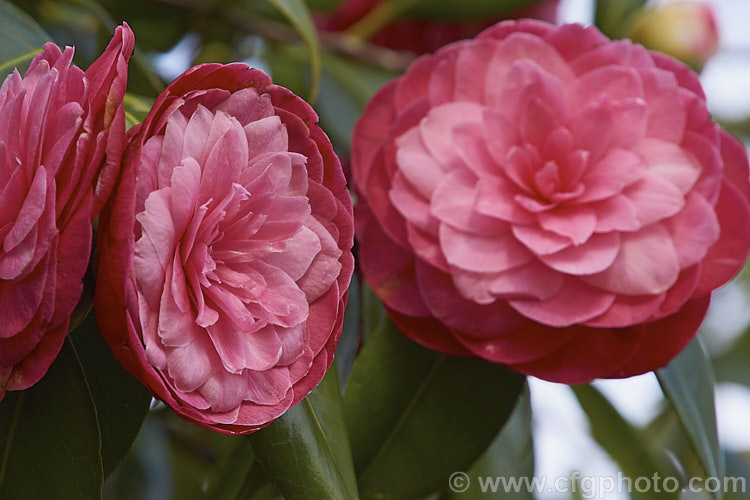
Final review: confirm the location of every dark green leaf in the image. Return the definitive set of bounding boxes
[453,384,534,500]
[234,462,274,500]
[304,0,342,12]
[265,0,321,101]
[203,440,258,500]
[344,321,525,500]
[249,368,359,500]
[346,0,539,37]
[0,338,103,500]
[75,0,166,95]
[70,312,152,478]
[594,0,647,38]
[102,416,174,500]
[573,384,677,500]
[656,338,724,499]
[360,284,387,343]
[337,274,361,390]
[0,0,51,80]
[402,0,539,20]
[725,453,750,500]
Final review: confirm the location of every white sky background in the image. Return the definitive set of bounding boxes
[533,2,750,498]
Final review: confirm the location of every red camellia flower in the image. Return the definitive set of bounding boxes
[318,0,558,55]
[0,25,133,399]
[353,20,750,383]
[95,64,354,434]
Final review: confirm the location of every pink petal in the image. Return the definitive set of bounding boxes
[476,176,535,224]
[537,205,596,245]
[566,65,643,111]
[512,223,572,255]
[439,223,531,273]
[245,366,292,405]
[262,226,321,281]
[637,138,701,194]
[591,195,641,233]
[165,330,217,393]
[416,261,526,337]
[570,98,647,161]
[491,58,566,128]
[358,214,431,318]
[625,171,686,226]
[539,232,621,275]
[390,171,438,234]
[695,179,750,294]
[510,279,615,327]
[577,149,645,203]
[198,369,248,413]
[664,192,719,268]
[430,170,507,233]
[584,223,680,295]
[584,293,664,328]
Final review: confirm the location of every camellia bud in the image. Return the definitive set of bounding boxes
[625,2,719,71]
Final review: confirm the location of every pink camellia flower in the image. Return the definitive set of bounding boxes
[0,25,134,399]
[353,20,750,383]
[318,0,559,56]
[95,64,354,434]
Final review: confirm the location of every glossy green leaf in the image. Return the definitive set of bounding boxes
[70,312,152,478]
[573,384,677,500]
[360,284,387,343]
[337,274,361,390]
[204,440,258,500]
[266,0,321,101]
[344,321,525,500]
[656,338,724,499]
[594,0,647,38]
[0,0,51,80]
[445,384,534,500]
[0,338,103,499]
[249,368,359,500]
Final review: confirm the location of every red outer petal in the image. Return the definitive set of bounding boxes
[95,64,353,435]
[1,25,133,399]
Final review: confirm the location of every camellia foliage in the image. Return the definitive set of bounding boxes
[1,0,749,499]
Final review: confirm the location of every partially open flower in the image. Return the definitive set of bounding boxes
[626,2,719,71]
[0,25,133,399]
[95,64,353,434]
[353,20,750,383]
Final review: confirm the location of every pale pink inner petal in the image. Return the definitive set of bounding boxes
[132,89,335,419]
[583,223,680,295]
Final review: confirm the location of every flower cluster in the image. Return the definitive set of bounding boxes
[1,11,748,433]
